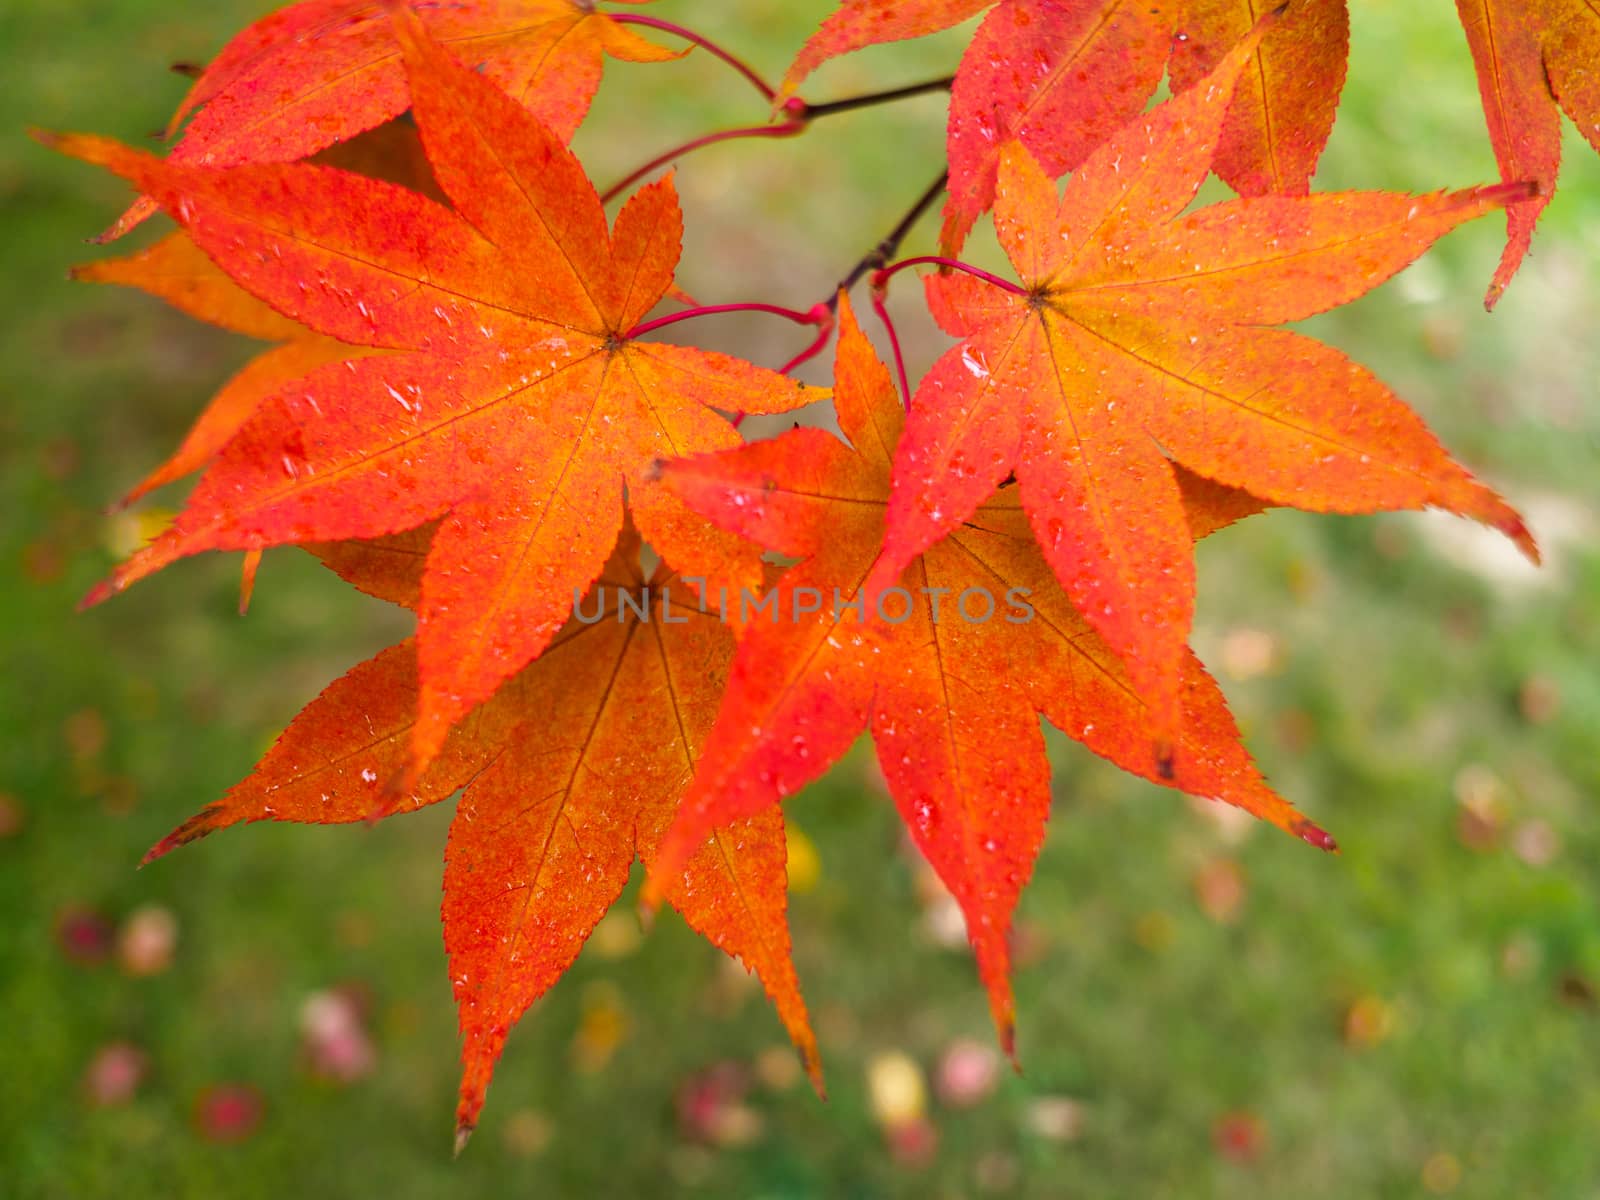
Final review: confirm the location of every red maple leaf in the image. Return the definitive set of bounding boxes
[941,0,1178,251]
[1167,0,1349,198]
[782,0,1175,252]
[146,520,818,1145]
[784,2,1353,251]
[643,295,1334,1050]
[50,11,820,778]
[74,120,448,508]
[72,231,362,507]
[780,0,993,93]
[103,0,678,239]
[863,26,1536,747]
[1459,0,1600,306]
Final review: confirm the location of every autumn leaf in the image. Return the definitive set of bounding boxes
[780,0,992,95]
[785,2,1347,251]
[1458,0,1600,307]
[643,295,1332,1051]
[72,121,442,508]
[864,25,1536,748]
[72,231,361,507]
[145,520,818,1145]
[782,1,1175,253]
[1167,0,1349,197]
[942,0,1177,251]
[102,0,678,240]
[51,11,820,778]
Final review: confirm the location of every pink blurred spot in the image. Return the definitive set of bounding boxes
[1213,1110,1266,1164]
[55,906,114,964]
[299,987,377,1084]
[936,1039,1000,1108]
[194,1084,264,1143]
[886,1116,938,1167]
[675,1061,762,1147]
[117,905,178,976]
[83,1042,147,1106]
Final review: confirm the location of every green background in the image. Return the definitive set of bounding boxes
[2,2,1598,1196]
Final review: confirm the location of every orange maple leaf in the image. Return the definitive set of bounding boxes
[145,520,818,1145]
[1458,0,1600,306]
[780,0,992,95]
[73,120,448,508]
[644,295,1333,1052]
[72,230,362,508]
[941,0,1178,251]
[864,26,1536,750]
[1167,0,1349,198]
[51,11,820,779]
[104,0,678,240]
[782,0,1174,252]
[785,2,1352,251]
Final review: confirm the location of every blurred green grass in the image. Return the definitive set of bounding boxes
[2,2,1598,1197]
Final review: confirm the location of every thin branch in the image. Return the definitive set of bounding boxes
[873,255,1027,296]
[600,121,804,204]
[610,12,776,101]
[834,172,948,301]
[801,76,953,121]
[870,288,913,411]
[625,301,825,342]
[598,75,951,205]
[776,315,838,377]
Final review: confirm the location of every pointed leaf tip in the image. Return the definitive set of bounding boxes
[78,579,116,611]
[1505,516,1541,565]
[141,809,220,865]
[800,1043,828,1101]
[998,1013,1019,1071]
[140,834,184,867]
[1294,818,1338,854]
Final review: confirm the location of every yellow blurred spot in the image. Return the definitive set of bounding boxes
[500,1108,552,1158]
[785,824,821,894]
[1453,763,1508,852]
[1133,911,1175,953]
[571,981,629,1073]
[1422,1151,1462,1194]
[1343,995,1395,1048]
[104,508,176,559]
[1027,1096,1086,1143]
[865,1050,926,1128]
[754,1044,803,1092]
[334,910,375,950]
[588,911,642,960]
[1220,627,1280,681]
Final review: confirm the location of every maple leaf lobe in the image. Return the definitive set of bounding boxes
[650,295,1333,1050]
[145,524,819,1132]
[54,18,819,791]
[871,23,1536,763]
